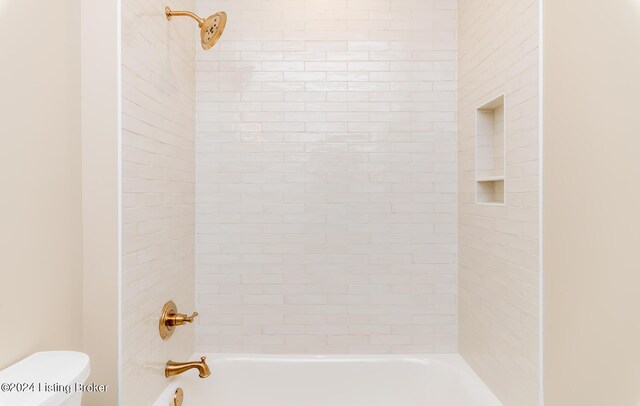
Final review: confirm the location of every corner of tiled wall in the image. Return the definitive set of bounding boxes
[458,0,540,404]
[121,0,197,404]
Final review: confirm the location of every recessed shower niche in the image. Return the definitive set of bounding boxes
[476,95,505,204]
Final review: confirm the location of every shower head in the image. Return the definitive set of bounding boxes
[165,6,227,50]
[200,12,227,50]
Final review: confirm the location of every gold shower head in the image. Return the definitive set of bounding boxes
[165,6,227,50]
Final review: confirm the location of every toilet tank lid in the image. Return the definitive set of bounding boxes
[0,351,90,406]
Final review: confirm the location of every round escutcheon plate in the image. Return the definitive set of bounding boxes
[174,387,184,406]
[159,300,178,340]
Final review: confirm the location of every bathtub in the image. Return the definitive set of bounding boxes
[153,354,501,406]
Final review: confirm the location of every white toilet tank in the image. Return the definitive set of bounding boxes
[0,351,90,406]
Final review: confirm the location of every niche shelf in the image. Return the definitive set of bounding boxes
[475,95,505,205]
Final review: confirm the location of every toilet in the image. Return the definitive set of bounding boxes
[0,351,90,406]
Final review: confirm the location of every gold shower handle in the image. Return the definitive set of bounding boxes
[159,301,198,340]
[171,311,198,326]
[165,6,204,26]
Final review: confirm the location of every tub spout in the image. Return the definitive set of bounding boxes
[165,356,211,378]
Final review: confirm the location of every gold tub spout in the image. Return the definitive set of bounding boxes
[165,356,211,378]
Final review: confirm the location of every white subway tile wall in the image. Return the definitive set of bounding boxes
[458,0,540,405]
[195,0,459,354]
[121,0,196,404]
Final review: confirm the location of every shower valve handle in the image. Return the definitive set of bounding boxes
[171,311,198,326]
[159,301,198,340]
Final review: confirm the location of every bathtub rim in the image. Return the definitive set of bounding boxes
[153,353,499,406]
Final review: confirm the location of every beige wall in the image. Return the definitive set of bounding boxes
[0,1,120,403]
[81,0,120,403]
[0,0,83,368]
[543,0,640,405]
[458,0,540,405]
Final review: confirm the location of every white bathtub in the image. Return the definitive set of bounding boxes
[153,354,501,406]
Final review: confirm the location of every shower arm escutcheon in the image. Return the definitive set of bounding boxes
[159,300,198,340]
[165,7,204,27]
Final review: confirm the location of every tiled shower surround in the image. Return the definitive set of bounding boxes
[195,0,459,354]
[120,0,542,404]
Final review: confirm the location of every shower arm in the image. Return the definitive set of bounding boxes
[165,7,204,27]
